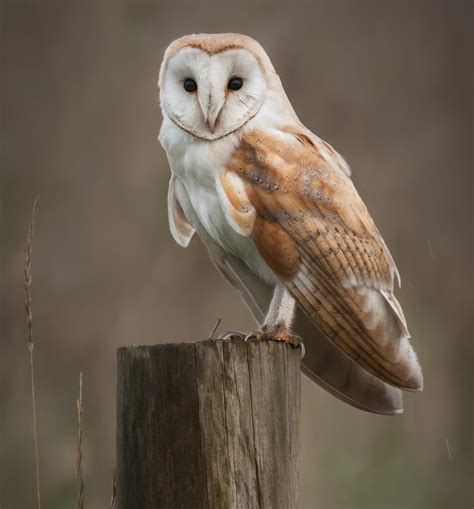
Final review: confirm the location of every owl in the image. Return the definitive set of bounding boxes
[158,33,422,415]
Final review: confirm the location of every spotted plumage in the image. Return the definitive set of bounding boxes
[158,33,423,414]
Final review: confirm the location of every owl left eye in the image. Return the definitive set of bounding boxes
[228,77,243,91]
[183,78,197,92]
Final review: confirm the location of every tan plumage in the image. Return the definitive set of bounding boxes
[158,33,423,414]
[222,128,420,390]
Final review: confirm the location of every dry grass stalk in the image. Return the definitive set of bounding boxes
[208,317,222,339]
[24,196,41,509]
[110,469,117,509]
[76,372,84,509]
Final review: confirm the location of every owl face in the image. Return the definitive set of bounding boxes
[159,35,270,140]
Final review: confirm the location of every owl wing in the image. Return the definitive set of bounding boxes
[220,127,422,391]
[168,175,195,247]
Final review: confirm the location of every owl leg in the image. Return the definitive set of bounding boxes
[247,285,303,352]
[263,284,296,329]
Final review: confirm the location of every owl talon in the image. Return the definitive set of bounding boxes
[299,341,305,359]
[218,331,246,341]
[244,332,260,342]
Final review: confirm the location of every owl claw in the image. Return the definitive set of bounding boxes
[244,332,259,342]
[218,331,246,341]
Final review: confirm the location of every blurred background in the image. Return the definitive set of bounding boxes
[1,1,472,508]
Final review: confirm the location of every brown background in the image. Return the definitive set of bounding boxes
[1,1,472,508]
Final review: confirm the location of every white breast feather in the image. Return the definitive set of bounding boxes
[159,95,294,286]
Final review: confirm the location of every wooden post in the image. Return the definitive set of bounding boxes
[116,338,301,509]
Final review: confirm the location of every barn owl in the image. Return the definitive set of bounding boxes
[158,33,422,415]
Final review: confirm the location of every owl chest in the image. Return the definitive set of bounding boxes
[170,141,232,239]
[171,144,277,285]
[180,162,245,253]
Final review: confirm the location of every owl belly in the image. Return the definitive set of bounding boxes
[178,175,279,287]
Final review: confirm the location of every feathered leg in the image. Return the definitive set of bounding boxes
[249,284,302,348]
[262,284,295,326]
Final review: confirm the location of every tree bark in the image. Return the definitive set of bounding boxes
[116,338,301,509]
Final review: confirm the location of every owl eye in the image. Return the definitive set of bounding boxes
[228,77,243,91]
[183,78,197,92]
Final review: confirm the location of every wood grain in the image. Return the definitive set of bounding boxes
[116,338,301,509]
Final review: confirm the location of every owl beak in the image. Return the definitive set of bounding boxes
[205,101,224,133]
[198,89,224,134]
[206,113,218,133]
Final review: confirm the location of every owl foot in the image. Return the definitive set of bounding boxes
[218,327,304,358]
[245,323,305,358]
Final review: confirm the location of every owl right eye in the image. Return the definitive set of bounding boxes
[183,78,197,92]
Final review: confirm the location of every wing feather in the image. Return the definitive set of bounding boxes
[167,175,195,247]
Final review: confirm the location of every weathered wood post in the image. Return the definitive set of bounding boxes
[116,338,301,509]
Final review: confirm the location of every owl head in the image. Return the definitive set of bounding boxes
[158,33,280,141]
